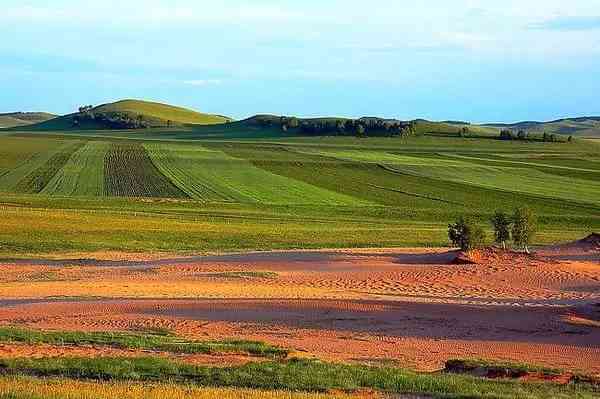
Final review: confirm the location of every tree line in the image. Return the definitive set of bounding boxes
[499,129,572,143]
[72,105,174,129]
[252,116,419,138]
[448,207,537,253]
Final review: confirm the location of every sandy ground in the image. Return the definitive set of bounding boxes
[0,239,598,374]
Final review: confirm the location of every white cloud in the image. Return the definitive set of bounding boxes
[3,0,600,73]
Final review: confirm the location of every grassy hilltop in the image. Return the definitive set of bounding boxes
[26,99,231,130]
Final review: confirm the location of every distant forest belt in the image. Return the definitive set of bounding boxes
[103,142,189,199]
[13,141,86,194]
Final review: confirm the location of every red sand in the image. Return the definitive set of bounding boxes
[0,242,598,374]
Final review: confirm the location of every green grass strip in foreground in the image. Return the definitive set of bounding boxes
[0,357,597,399]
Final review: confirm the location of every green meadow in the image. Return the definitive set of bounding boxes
[0,125,599,257]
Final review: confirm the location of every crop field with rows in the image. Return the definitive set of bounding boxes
[41,141,109,197]
[103,142,187,198]
[0,132,598,255]
[145,142,363,204]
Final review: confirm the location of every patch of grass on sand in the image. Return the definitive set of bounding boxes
[0,357,597,399]
[0,328,287,358]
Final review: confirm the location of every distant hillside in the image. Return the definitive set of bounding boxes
[0,112,56,128]
[24,99,232,130]
[233,115,498,138]
[8,98,596,140]
[485,117,600,138]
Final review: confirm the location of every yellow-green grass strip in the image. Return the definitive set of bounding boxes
[0,376,348,399]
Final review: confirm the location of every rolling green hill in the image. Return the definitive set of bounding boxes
[485,116,600,138]
[0,112,56,128]
[94,99,231,125]
[24,99,231,131]
[150,115,500,140]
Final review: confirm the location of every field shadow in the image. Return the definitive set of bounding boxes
[137,298,600,348]
[0,249,459,269]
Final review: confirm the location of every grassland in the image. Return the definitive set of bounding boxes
[0,356,596,399]
[0,127,598,256]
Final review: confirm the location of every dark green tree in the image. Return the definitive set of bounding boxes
[448,216,486,251]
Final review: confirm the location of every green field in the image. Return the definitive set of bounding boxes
[0,123,599,256]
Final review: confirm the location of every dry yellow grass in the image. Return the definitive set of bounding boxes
[0,376,357,399]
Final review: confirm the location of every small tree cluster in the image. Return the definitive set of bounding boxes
[500,129,564,143]
[73,111,151,129]
[489,208,537,253]
[500,129,530,141]
[78,105,94,114]
[448,207,537,252]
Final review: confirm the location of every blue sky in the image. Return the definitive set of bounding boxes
[2,1,600,122]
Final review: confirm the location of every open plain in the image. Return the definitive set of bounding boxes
[1,102,600,398]
[0,236,598,376]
